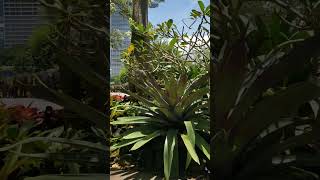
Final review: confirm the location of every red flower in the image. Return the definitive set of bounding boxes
[8,105,40,124]
[110,92,129,102]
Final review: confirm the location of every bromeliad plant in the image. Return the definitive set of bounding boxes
[111,70,210,179]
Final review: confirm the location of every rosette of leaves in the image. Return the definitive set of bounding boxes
[111,71,210,180]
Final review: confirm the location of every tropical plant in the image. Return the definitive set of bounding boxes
[110,67,128,85]
[27,0,109,129]
[118,68,129,84]
[0,106,86,178]
[0,0,109,179]
[211,0,320,179]
[123,0,210,86]
[36,0,108,111]
[109,2,210,178]
[156,0,210,65]
[0,122,108,180]
[0,113,63,180]
[111,70,210,179]
[110,98,141,167]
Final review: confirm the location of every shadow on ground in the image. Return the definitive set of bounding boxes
[110,170,209,180]
[24,174,108,180]
[111,170,162,180]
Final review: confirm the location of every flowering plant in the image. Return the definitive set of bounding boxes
[7,105,40,124]
[110,92,129,102]
[6,105,60,126]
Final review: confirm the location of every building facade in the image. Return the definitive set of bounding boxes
[110,11,130,78]
[0,0,43,49]
[0,0,4,48]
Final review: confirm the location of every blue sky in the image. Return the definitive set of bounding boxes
[149,0,209,32]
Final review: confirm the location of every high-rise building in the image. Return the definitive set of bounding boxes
[0,0,43,49]
[0,0,4,48]
[110,11,130,78]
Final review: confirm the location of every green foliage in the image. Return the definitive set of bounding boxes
[212,1,320,179]
[111,67,128,84]
[0,25,54,72]
[30,0,108,123]
[0,119,108,178]
[0,0,109,178]
[123,23,208,86]
[28,25,52,54]
[155,1,210,74]
[0,112,58,180]
[0,46,52,73]
[111,70,209,179]
[110,28,131,49]
[112,2,210,178]
[118,68,128,84]
[122,0,210,87]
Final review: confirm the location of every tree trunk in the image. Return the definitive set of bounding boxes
[129,0,149,92]
[132,0,148,28]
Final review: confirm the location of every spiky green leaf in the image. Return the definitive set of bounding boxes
[184,121,196,169]
[195,133,210,160]
[130,130,162,151]
[181,134,200,165]
[164,129,179,180]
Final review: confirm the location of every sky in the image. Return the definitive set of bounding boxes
[149,0,210,32]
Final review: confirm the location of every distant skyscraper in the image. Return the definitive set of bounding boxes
[110,11,130,78]
[0,0,4,48]
[0,0,43,49]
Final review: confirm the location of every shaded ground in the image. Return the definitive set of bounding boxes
[23,172,161,180]
[110,170,162,180]
[110,170,208,180]
[24,174,108,180]
[23,171,207,179]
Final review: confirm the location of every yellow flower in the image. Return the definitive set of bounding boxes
[127,44,135,55]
